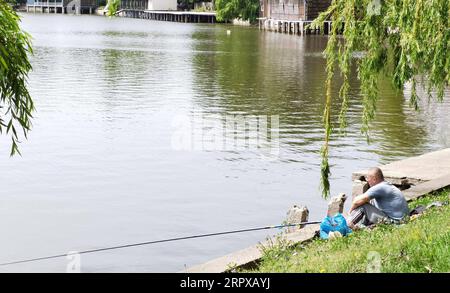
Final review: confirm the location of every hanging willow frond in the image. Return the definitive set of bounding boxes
[312,0,450,198]
[0,1,34,156]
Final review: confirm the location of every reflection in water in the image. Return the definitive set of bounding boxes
[0,14,448,272]
[190,27,436,165]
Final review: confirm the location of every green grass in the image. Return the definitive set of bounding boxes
[247,189,450,273]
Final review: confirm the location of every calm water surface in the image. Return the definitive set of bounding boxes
[0,14,449,272]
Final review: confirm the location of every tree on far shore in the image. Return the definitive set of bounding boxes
[215,0,259,22]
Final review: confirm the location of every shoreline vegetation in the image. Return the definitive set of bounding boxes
[243,189,450,273]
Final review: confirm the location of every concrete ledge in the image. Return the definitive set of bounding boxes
[404,174,450,201]
[183,224,320,273]
[353,148,450,183]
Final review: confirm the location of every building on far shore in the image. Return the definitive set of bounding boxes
[26,0,179,14]
[119,0,177,11]
[259,0,332,21]
[147,0,177,11]
[26,0,97,14]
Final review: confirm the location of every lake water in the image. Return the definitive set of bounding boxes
[0,14,449,272]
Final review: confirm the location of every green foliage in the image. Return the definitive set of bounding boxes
[250,189,450,273]
[257,234,299,271]
[215,0,260,22]
[107,0,120,17]
[312,0,450,198]
[0,1,34,156]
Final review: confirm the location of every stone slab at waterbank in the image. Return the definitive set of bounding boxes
[352,148,450,196]
[184,148,450,273]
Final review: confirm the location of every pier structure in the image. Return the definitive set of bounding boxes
[258,18,333,35]
[115,0,216,23]
[117,9,216,24]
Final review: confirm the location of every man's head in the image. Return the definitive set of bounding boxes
[366,167,384,187]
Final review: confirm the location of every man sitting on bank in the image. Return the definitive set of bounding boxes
[347,167,409,229]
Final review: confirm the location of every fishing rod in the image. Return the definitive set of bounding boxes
[0,220,321,267]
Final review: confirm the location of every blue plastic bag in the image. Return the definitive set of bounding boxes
[320,213,352,239]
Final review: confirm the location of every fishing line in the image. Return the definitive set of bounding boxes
[0,221,320,267]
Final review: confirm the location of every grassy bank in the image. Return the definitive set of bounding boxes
[248,189,450,273]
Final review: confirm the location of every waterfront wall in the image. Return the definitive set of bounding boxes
[232,18,251,26]
[259,18,333,35]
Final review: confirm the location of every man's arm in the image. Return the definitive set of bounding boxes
[349,194,370,213]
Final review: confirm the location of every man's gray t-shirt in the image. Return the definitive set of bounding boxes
[364,181,409,220]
